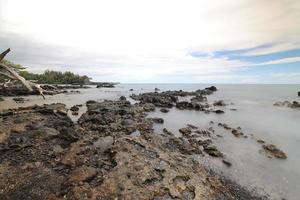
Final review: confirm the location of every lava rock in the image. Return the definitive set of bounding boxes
[262,144,287,159]
[160,108,169,113]
[215,110,225,114]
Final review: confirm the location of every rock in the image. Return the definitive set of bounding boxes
[154,88,160,92]
[13,97,26,103]
[148,117,164,124]
[129,89,134,91]
[291,101,300,108]
[222,159,232,167]
[0,97,4,101]
[215,110,225,114]
[86,100,96,105]
[119,96,127,101]
[191,95,207,103]
[160,108,169,113]
[72,111,79,115]
[176,101,193,110]
[257,139,265,144]
[298,91,300,97]
[122,119,134,126]
[67,166,97,185]
[179,127,192,136]
[262,144,287,159]
[70,105,79,112]
[93,136,114,152]
[205,86,217,92]
[213,100,226,106]
[96,82,115,88]
[187,124,198,129]
[204,145,223,157]
[163,128,174,136]
[231,129,244,137]
[57,127,79,147]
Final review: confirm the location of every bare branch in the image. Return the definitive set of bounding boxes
[0,63,33,91]
[0,48,10,62]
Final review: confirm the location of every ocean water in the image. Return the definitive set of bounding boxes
[1,84,300,199]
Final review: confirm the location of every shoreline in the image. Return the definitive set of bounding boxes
[0,87,273,199]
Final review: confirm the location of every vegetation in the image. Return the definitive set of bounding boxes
[0,60,91,85]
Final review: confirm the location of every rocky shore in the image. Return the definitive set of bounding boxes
[0,88,269,199]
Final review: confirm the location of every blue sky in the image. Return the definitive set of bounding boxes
[0,0,300,83]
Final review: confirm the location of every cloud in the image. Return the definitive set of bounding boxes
[0,0,300,83]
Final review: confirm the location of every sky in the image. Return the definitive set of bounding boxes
[0,0,300,83]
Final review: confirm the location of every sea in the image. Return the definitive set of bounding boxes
[1,84,300,200]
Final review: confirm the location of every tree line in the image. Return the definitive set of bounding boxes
[0,60,91,85]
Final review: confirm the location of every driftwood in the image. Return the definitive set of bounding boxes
[0,48,59,99]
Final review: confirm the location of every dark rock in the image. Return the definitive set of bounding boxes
[191,95,207,103]
[257,139,265,144]
[86,100,97,105]
[154,88,160,92]
[176,101,193,110]
[222,159,232,167]
[119,96,127,101]
[262,144,287,159]
[179,127,192,136]
[162,128,174,136]
[70,105,79,112]
[298,91,300,97]
[215,110,225,114]
[148,117,164,124]
[213,100,226,106]
[0,97,4,101]
[96,82,115,88]
[129,89,134,91]
[205,86,217,92]
[13,97,26,103]
[204,145,223,157]
[160,108,169,113]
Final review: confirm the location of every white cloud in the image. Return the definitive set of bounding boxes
[0,0,300,82]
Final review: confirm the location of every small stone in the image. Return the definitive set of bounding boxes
[160,108,169,113]
[222,159,232,167]
[215,110,224,114]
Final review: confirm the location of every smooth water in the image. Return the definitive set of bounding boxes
[1,84,300,200]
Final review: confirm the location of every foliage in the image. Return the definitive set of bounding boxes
[0,60,91,85]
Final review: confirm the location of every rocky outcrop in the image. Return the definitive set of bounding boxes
[96,82,115,88]
[274,100,300,109]
[0,101,266,200]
